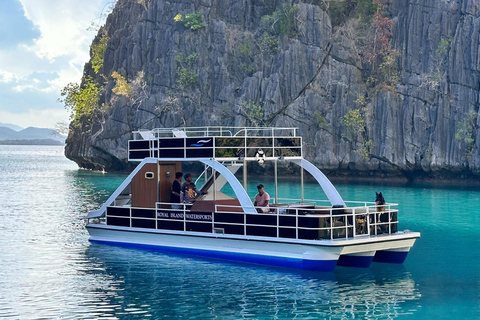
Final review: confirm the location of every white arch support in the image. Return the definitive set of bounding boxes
[291,159,345,207]
[199,159,257,214]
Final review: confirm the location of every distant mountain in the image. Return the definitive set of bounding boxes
[0,126,19,140]
[18,127,66,142]
[0,139,64,146]
[0,122,23,131]
[0,126,66,144]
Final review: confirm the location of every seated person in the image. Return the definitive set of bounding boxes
[180,173,207,204]
[254,184,270,213]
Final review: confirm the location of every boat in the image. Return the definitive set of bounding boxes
[85,126,420,271]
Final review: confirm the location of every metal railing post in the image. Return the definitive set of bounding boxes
[212,205,215,232]
[388,205,392,234]
[295,209,298,240]
[277,209,279,238]
[183,204,186,231]
[365,207,370,235]
[244,212,246,236]
[347,207,357,238]
[330,208,333,240]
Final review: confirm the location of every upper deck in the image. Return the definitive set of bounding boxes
[128,126,302,162]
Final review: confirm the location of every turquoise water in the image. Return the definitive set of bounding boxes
[0,145,479,319]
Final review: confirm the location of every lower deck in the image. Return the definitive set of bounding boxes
[101,200,400,241]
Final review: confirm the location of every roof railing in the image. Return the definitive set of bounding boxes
[132,126,298,140]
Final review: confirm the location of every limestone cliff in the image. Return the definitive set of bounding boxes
[65,0,480,179]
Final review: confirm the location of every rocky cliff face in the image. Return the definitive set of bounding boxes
[65,0,480,179]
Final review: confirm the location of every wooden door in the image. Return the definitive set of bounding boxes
[131,163,158,208]
[159,163,182,204]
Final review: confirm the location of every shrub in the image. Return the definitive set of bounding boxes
[241,101,264,126]
[455,111,477,158]
[174,13,183,22]
[183,10,205,30]
[343,108,366,136]
[436,37,450,56]
[236,38,258,76]
[313,110,328,129]
[261,5,299,37]
[175,52,198,87]
[260,34,279,55]
[111,71,133,98]
[91,33,109,74]
[329,0,377,28]
[342,107,373,159]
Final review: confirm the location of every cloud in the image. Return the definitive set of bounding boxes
[0,0,113,127]
[11,71,60,93]
[19,0,112,63]
[0,108,69,129]
[0,70,22,83]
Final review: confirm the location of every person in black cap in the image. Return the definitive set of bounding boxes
[180,173,207,204]
[254,184,270,213]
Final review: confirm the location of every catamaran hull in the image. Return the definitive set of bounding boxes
[87,224,418,271]
[87,224,341,271]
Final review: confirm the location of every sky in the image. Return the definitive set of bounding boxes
[0,0,113,129]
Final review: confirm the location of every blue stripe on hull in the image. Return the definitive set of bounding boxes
[336,255,374,268]
[373,250,409,264]
[90,239,338,272]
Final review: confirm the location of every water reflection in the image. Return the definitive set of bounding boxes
[83,243,421,319]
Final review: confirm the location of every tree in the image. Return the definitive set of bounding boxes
[59,78,100,123]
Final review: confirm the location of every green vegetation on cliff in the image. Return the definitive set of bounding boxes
[260,4,299,37]
[91,33,109,74]
[60,78,101,123]
[175,52,198,88]
[112,71,133,98]
[174,10,205,31]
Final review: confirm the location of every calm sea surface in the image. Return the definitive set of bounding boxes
[0,145,479,319]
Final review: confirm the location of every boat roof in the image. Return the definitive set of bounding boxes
[128,126,302,162]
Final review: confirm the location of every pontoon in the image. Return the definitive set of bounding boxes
[85,127,420,271]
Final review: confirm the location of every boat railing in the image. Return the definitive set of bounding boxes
[132,127,298,139]
[278,198,395,208]
[102,201,399,240]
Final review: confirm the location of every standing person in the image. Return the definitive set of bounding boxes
[254,184,270,213]
[180,173,207,204]
[170,172,183,209]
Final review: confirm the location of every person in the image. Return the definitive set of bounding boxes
[254,184,270,213]
[170,172,183,209]
[180,173,207,204]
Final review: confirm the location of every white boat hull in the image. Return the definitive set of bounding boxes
[87,224,419,271]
